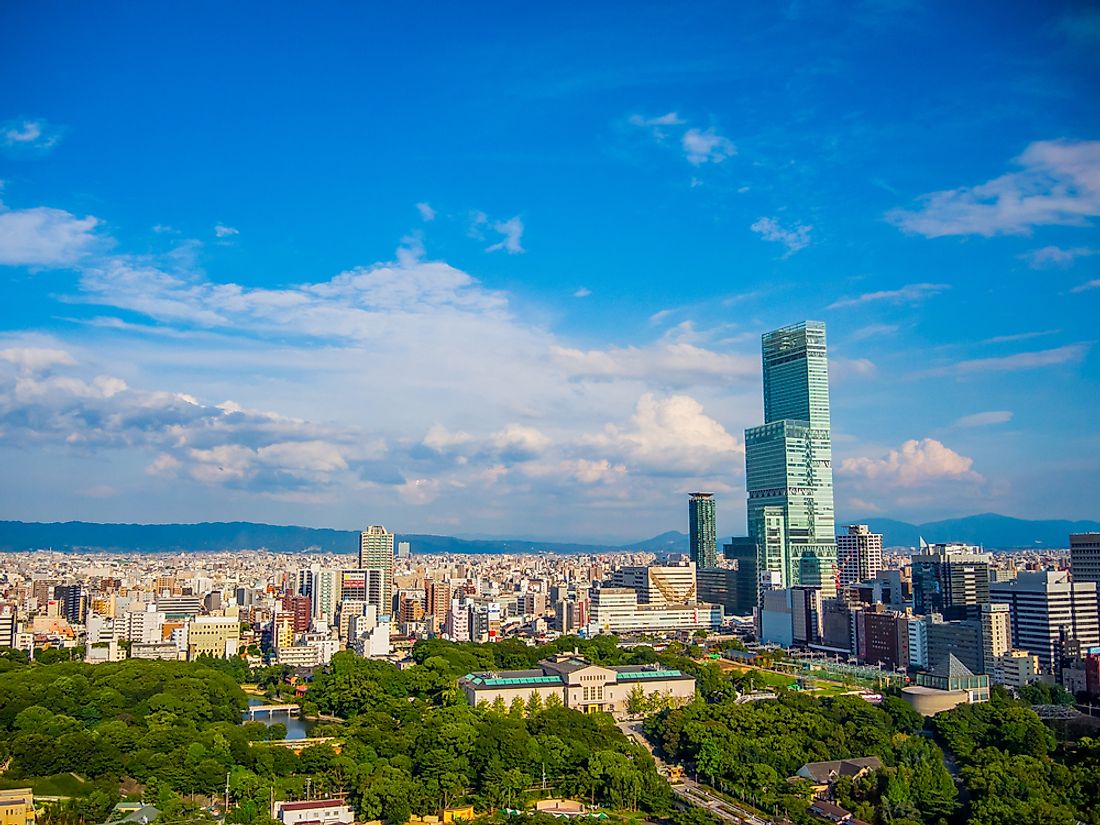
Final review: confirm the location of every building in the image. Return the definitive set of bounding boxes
[913,654,990,704]
[0,789,36,825]
[55,584,87,625]
[186,616,240,659]
[855,604,907,669]
[283,594,312,632]
[696,568,742,617]
[996,650,1040,689]
[925,617,983,675]
[720,537,760,614]
[837,525,883,592]
[980,602,1012,674]
[358,524,395,612]
[589,587,722,634]
[991,570,1100,671]
[0,609,15,649]
[688,493,717,570]
[425,579,451,627]
[911,542,991,621]
[610,559,697,606]
[273,800,354,825]
[745,321,837,599]
[444,598,471,641]
[1071,532,1100,610]
[458,653,695,716]
[553,598,588,634]
[310,569,342,624]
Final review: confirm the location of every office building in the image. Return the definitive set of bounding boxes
[1071,532,1100,611]
[689,493,717,570]
[611,559,697,605]
[589,588,722,634]
[911,542,991,621]
[855,604,907,669]
[745,321,837,598]
[55,584,87,625]
[717,537,760,614]
[991,571,1100,671]
[425,579,451,628]
[0,609,15,649]
[186,616,240,659]
[358,525,395,612]
[340,568,389,615]
[837,525,883,591]
[926,617,983,675]
[980,602,1012,675]
[459,653,695,716]
[311,568,342,624]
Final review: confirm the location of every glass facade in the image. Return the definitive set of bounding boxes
[745,321,837,598]
[689,492,718,569]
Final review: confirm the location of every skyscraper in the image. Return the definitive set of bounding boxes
[688,493,717,570]
[358,525,395,614]
[837,524,884,591]
[991,571,1100,671]
[745,321,837,598]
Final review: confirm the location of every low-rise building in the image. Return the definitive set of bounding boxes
[273,800,353,825]
[0,789,36,825]
[458,653,695,716]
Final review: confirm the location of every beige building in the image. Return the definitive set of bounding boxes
[0,789,35,825]
[186,616,240,659]
[459,653,695,716]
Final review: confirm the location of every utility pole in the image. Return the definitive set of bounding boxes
[225,771,231,814]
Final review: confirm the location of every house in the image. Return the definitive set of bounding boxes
[105,803,161,825]
[791,757,882,795]
[809,799,871,825]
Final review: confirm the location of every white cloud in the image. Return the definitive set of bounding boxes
[214,224,239,238]
[629,112,685,128]
[573,287,592,298]
[0,347,77,371]
[1071,278,1100,293]
[828,282,949,309]
[486,216,525,254]
[1020,245,1098,269]
[887,139,1100,237]
[953,410,1013,428]
[749,216,811,255]
[924,344,1088,376]
[830,357,876,380]
[841,438,982,486]
[1,118,63,154]
[552,340,757,386]
[490,424,551,461]
[849,323,899,341]
[0,205,103,267]
[585,392,742,476]
[416,202,436,221]
[682,128,735,165]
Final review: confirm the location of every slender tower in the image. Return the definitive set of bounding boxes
[689,492,717,570]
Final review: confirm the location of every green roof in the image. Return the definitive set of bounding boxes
[616,669,683,680]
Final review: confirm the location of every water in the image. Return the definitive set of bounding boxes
[245,697,317,740]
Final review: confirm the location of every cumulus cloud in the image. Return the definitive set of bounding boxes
[828,282,949,309]
[0,347,77,372]
[887,139,1100,237]
[486,216,525,254]
[953,410,1013,428]
[682,127,736,165]
[841,438,982,486]
[585,392,742,476]
[1,118,63,155]
[750,216,811,255]
[415,202,436,221]
[0,205,104,267]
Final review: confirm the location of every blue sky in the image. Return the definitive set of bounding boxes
[1,2,1098,541]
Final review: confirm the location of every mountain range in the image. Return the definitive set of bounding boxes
[0,512,1095,554]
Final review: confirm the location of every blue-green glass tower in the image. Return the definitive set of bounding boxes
[745,321,837,599]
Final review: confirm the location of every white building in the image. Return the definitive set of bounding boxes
[310,569,342,625]
[991,571,1100,670]
[837,524,883,591]
[610,559,697,606]
[588,587,722,635]
[358,525,395,613]
[274,800,353,825]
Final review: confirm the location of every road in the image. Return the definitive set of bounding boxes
[616,721,770,825]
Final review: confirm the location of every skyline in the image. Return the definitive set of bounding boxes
[1,3,1099,541]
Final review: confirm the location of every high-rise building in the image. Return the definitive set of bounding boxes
[311,568,342,624]
[688,493,717,570]
[1071,533,1100,610]
[980,602,1012,675]
[912,542,991,621]
[358,525,395,613]
[991,571,1100,671]
[745,321,837,597]
[55,584,87,625]
[611,559,697,605]
[837,525,883,590]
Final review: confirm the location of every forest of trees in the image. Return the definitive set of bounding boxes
[1,639,1096,825]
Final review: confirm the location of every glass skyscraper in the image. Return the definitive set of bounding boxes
[745,321,837,599]
[688,492,718,569]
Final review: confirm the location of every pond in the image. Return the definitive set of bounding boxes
[245,697,318,741]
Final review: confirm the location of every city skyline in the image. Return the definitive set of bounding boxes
[1,4,1098,541]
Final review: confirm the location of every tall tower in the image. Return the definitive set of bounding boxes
[689,493,717,570]
[745,321,837,597]
[358,525,395,615]
[837,524,883,592]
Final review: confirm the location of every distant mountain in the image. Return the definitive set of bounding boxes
[0,513,1094,554]
[849,513,1100,549]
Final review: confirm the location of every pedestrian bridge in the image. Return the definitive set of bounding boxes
[244,703,301,719]
[256,737,341,754]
